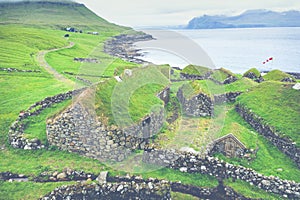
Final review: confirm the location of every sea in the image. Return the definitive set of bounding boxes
[135,27,300,74]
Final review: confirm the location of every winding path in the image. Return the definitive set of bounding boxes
[37,42,75,86]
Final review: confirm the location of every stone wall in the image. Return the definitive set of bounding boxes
[157,87,170,105]
[236,103,300,168]
[214,92,242,104]
[180,72,212,80]
[47,102,165,162]
[41,181,171,200]
[9,89,84,150]
[177,88,213,117]
[142,148,300,198]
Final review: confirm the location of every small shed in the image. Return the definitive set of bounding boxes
[211,133,246,158]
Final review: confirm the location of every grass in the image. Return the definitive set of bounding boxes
[23,99,72,144]
[237,81,300,147]
[210,68,235,83]
[45,32,138,81]
[179,78,258,100]
[96,66,170,126]
[111,167,218,188]
[224,179,282,200]
[0,25,68,71]
[181,64,211,76]
[171,192,199,200]
[243,67,261,77]
[0,1,129,32]
[213,105,300,182]
[263,69,296,82]
[0,181,76,200]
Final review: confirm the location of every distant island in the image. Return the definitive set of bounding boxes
[186,9,300,29]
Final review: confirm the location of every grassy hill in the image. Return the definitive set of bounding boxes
[0,0,129,32]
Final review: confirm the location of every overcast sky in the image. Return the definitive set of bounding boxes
[75,0,300,27]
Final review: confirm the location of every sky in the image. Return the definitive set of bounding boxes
[75,0,300,27]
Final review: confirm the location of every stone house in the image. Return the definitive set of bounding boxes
[210,133,246,158]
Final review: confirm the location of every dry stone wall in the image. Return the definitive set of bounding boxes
[142,148,300,199]
[177,86,242,117]
[236,103,300,168]
[177,88,213,117]
[9,89,84,150]
[41,181,171,200]
[47,102,164,162]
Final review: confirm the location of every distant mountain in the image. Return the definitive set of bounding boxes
[186,9,300,29]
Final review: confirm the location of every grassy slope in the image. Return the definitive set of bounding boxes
[243,67,261,77]
[179,77,258,99]
[96,66,169,125]
[181,64,211,76]
[0,1,128,32]
[263,69,296,81]
[0,181,76,200]
[237,81,300,146]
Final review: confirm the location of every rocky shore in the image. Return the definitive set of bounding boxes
[104,33,154,64]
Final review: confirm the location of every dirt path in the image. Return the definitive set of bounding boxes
[37,42,75,86]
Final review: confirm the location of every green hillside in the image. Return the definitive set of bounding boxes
[237,81,300,146]
[0,0,129,32]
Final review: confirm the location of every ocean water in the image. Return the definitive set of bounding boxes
[135,28,300,73]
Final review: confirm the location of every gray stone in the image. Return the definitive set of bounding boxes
[96,171,108,184]
[57,172,67,180]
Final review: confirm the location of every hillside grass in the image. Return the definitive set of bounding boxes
[179,77,258,99]
[210,67,235,82]
[263,69,296,81]
[45,32,138,80]
[0,181,76,200]
[243,67,261,77]
[237,81,300,147]
[0,25,68,71]
[95,66,169,125]
[224,179,282,200]
[181,64,211,76]
[23,99,72,144]
[0,1,129,32]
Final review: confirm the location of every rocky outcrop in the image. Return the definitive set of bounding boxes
[41,180,171,200]
[177,88,213,117]
[236,103,300,168]
[47,102,164,162]
[143,148,300,199]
